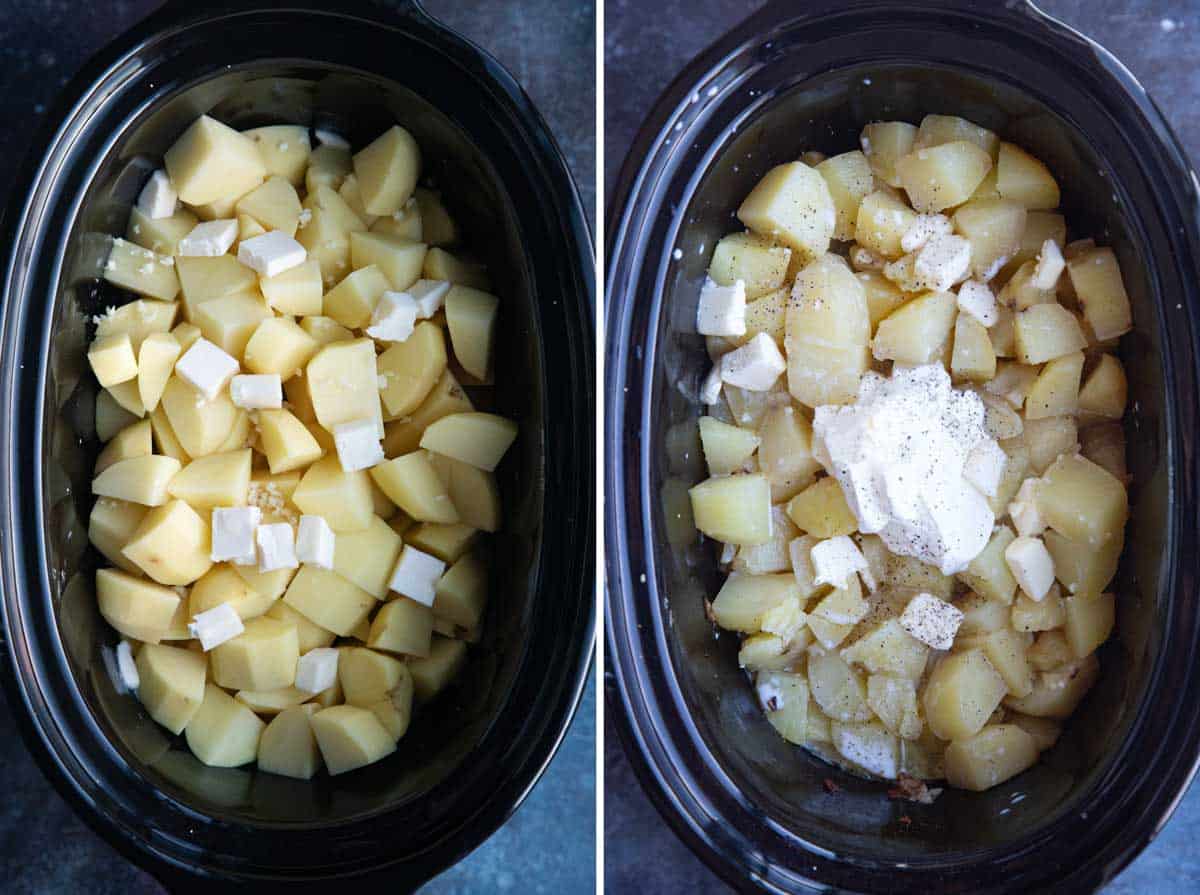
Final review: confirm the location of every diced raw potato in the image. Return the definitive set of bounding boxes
[737,161,835,264]
[922,649,1007,740]
[89,498,148,574]
[375,322,447,419]
[90,453,179,510]
[88,333,138,388]
[785,477,857,538]
[235,176,302,236]
[1009,713,1062,751]
[127,205,198,256]
[841,619,929,680]
[257,259,323,317]
[1037,453,1127,548]
[242,318,319,379]
[1005,653,1099,718]
[867,674,922,740]
[94,420,152,476]
[367,669,415,740]
[817,151,874,241]
[242,124,310,186]
[443,286,498,381]
[210,617,299,691]
[305,338,382,435]
[960,525,1017,604]
[188,565,270,621]
[410,187,456,247]
[1066,247,1133,341]
[808,649,872,723]
[257,408,324,474]
[349,232,427,291]
[422,247,489,290]
[859,121,917,187]
[418,412,516,473]
[311,704,396,774]
[697,417,759,475]
[321,264,388,329]
[952,199,1026,280]
[133,332,180,413]
[304,143,352,194]
[785,254,871,406]
[688,473,771,545]
[944,724,1038,791]
[1013,303,1087,364]
[96,568,182,643]
[895,141,993,213]
[293,456,374,531]
[951,312,997,382]
[370,452,459,524]
[193,291,272,358]
[365,597,432,658]
[282,567,373,638]
[338,173,379,226]
[408,636,468,701]
[95,300,180,352]
[996,142,1060,210]
[338,647,407,706]
[257,706,322,779]
[264,602,334,654]
[185,684,266,768]
[855,191,918,259]
[167,449,252,510]
[327,515,401,599]
[103,238,180,301]
[914,114,999,156]
[432,552,487,630]
[106,379,146,417]
[709,573,799,633]
[1024,351,1083,420]
[757,405,821,502]
[165,115,266,206]
[175,255,257,320]
[872,290,957,365]
[353,125,421,216]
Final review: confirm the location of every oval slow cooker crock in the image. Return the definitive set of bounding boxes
[605,1,1200,892]
[0,0,594,889]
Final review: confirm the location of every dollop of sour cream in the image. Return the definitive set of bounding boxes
[812,365,997,575]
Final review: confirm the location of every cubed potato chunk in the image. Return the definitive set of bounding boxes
[353,125,421,216]
[122,500,212,585]
[332,515,403,598]
[737,162,835,263]
[407,636,468,701]
[895,141,993,212]
[413,187,457,246]
[293,456,375,531]
[349,232,427,291]
[1013,303,1087,364]
[166,449,251,510]
[443,286,498,381]
[266,602,335,654]
[211,617,300,691]
[708,231,791,300]
[913,114,999,156]
[697,417,759,476]
[243,318,319,378]
[817,151,874,241]
[944,724,1038,791]
[165,115,266,206]
[426,453,501,533]
[175,255,257,320]
[234,175,301,236]
[841,619,930,681]
[134,642,208,738]
[996,142,1060,210]
[688,473,771,545]
[1011,587,1066,632]
[808,649,871,723]
[1038,453,1127,548]
[854,191,918,260]
[419,412,517,472]
[97,568,182,643]
[960,525,1018,605]
[785,476,856,538]
[88,333,138,388]
[283,566,376,636]
[785,254,871,407]
[951,312,997,382]
[710,573,799,633]
[258,705,322,779]
[189,565,275,620]
[185,684,266,768]
[866,674,922,740]
[338,647,408,706]
[160,375,240,458]
[382,368,474,456]
[305,338,382,434]
[135,332,181,413]
[1063,592,1115,659]
[127,205,198,256]
[377,322,448,418]
[102,238,181,302]
[365,596,432,658]
[873,291,957,365]
[922,649,1007,740]
[322,264,389,329]
[89,498,148,574]
[92,453,180,507]
[1005,653,1099,718]
[757,405,821,502]
[257,408,324,474]
[311,704,397,774]
[961,627,1034,697]
[370,452,459,524]
[259,258,323,316]
[860,121,918,187]
[952,199,1026,280]
[1066,247,1133,341]
[1078,354,1127,420]
[756,672,809,744]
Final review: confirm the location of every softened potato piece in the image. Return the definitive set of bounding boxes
[808,648,872,723]
[951,312,997,382]
[757,405,821,501]
[408,636,468,701]
[349,232,426,291]
[1010,211,1067,273]
[952,199,1026,280]
[709,573,799,632]
[103,239,180,301]
[311,705,396,774]
[741,287,787,346]
[257,408,324,474]
[944,724,1038,791]
[1027,630,1075,671]
[127,205,198,256]
[353,125,421,216]
[872,290,957,365]
[211,617,300,691]
[758,672,810,744]
[1063,592,1115,659]
[855,271,907,333]
[785,476,856,538]
[854,191,918,259]
[185,684,266,768]
[860,121,917,187]
[296,209,352,287]
[1021,415,1078,474]
[89,498,148,574]
[165,115,266,205]
[1078,354,1127,421]
[1038,453,1127,548]
[996,142,1060,210]
[121,500,212,585]
[737,162,835,263]
[1011,586,1066,632]
[305,338,382,435]
[998,260,1056,311]
[293,456,374,531]
[299,315,353,346]
[785,254,871,406]
[688,473,771,545]
[817,151,874,241]
[959,525,1016,605]
[257,705,322,779]
[1045,527,1123,600]
[1066,247,1133,341]
[331,515,402,599]
[377,322,447,418]
[1024,351,1083,420]
[1013,303,1087,364]
[841,618,930,681]
[914,114,999,156]
[867,674,922,740]
[370,452,459,524]
[960,627,1033,697]
[738,632,808,672]
[895,141,992,212]
[97,568,182,643]
[95,419,152,475]
[922,649,1007,740]
[698,417,759,475]
[1005,653,1099,718]
[284,566,375,636]
[443,286,498,381]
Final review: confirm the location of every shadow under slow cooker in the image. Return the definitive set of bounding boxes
[652,64,1166,860]
[47,65,541,825]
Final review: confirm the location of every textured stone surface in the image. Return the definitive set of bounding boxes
[605,1,1200,892]
[0,1,594,892]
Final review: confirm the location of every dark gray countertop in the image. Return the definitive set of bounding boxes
[604,0,1200,891]
[0,1,595,892]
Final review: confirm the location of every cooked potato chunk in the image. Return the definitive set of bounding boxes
[1013,303,1087,364]
[996,142,1060,210]
[1066,247,1133,341]
[944,724,1038,790]
[689,474,772,545]
[1038,453,1127,548]
[922,649,1007,741]
[817,151,874,241]
[737,161,835,263]
[708,232,791,300]
[860,121,917,187]
[895,141,992,212]
[785,254,871,406]
[873,291,957,366]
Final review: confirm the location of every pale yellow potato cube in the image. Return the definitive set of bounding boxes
[293,456,375,531]
[242,318,319,378]
[757,405,820,502]
[258,705,322,779]
[367,598,433,658]
[1011,586,1066,632]
[688,473,771,545]
[960,525,1018,605]
[1024,351,1083,419]
[872,290,957,365]
[1066,247,1133,341]
[419,412,517,472]
[89,498,148,574]
[841,618,930,681]
[283,566,375,637]
[1005,653,1098,718]
[305,339,382,434]
[92,454,181,506]
[185,684,266,768]
[737,161,834,263]
[855,271,907,333]
[854,191,919,260]
[103,239,180,301]
[708,231,791,300]
[126,205,198,256]
[1038,453,1127,548]
[296,206,351,286]
[952,198,1027,280]
[306,144,352,193]
[175,255,257,320]
[1078,354,1127,420]
[922,649,1007,740]
[951,312,997,382]
[413,187,457,246]
[785,476,856,538]
[408,636,467,701]
[1063,592,1115,659]
[1021,415,1079,474]
[867,674,922,741]
[300,315,353,345]
[95,419,152,475]
[761,672,810,744]
[423,247,490,290]
[785,253,871,406]
[913,114,999,156]
[443,286,498,381]
[257,408,324,474]
[88,333,138,388]
[960,627,1033,697]
[193,290,273,358]
[95,299,180,351]
[945,724,1038,791]
[164,115,266,205]
[859,121,917,187]
[121,499,212,585]
[996,142,1060,210]
[160,376,238,457]
[708,572,798,632]
[96,567,182,643]
[998,260,1055,311]
[741,286,787,346]
[817,150,873,241]
[259,258,323,316]
[434,552,487,630]
[322,264,389,328]
[311,704,396,774]
[136,643,207,734]
[349,231,427,290]
[187,192,241,222]
[242,124,311,186]
[426,453,500,533]
[808,649,871,723]
[896,141,993,213]
[376,322,448,419]
[370,452,459,524]
[382,369,474,456]
[697,417,759,476]
[405,523,478,565]
[148,405,189,463]
[368,673,415,741]
[210,617,299,691]
[135,332,181,412]
[372,197,422,241]
[235,175,301,236]
[106,379,146,417]
[353,125,421,216]
[266,602,335,654]
[338,646,407,706]
[167,448,251,510]
[332,515,403,598]
[1013,303,1087,364]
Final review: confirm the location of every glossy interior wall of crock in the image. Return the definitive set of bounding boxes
[649,66,1164,857]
